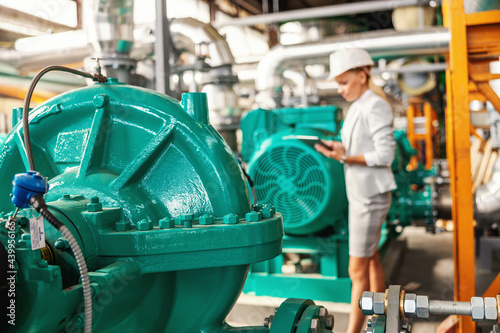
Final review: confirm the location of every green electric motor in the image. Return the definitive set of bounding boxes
[0,80,294,333]
[241,107,347,235]
[240,107,436,303]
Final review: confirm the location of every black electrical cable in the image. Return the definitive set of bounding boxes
[29,194,92,333]
[22,65,107,171]
[237,156,258,204]
[29,194,63,230]
[21,64,105,333]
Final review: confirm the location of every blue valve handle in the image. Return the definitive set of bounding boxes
[12,171,48,208]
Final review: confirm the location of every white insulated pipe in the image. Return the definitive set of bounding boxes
[215,0,431,27]
[255,27,450,93]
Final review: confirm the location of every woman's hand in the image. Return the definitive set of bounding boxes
[315,140,346,161]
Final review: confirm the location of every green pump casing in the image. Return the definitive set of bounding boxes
[0,79,284,333]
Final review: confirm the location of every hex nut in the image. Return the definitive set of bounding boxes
[136,219,153,231]
[318,307,327,321]
[325,314,334,330]
[263,204,276,214]
[159,218,175,229]
[360,291,375,315]
[310,318,320,333]
[199,214,213,225]
[484,297,498,321]
[87,196,103,212]
[471,297,485,321]
[373,292,385,315]
[404,293,417,318]
[252,204,263,212]
[223,213,239,224]
[245,211,261,222]
[318,308,334,329]
[180,214,194,221]
[264,315,274,328]
[416,295,429,319]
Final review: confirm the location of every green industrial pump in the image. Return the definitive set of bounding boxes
[0,74,334,332]
[240,107,436,303]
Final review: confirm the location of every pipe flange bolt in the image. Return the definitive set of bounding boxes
[199,214,214,225]
[253,204,263,212]
[416,295,429,319]
[360,291,374,315]
[374,292,386,315]
[310,318,320,333]
[136,219,153,231]
[245,211,261,222]
[159,218,175,229]
[472,297,485,321]
[223,213,239,224]
[54,238,70,251]
[485,297,498,321]
[404,293,417,318]
[264,315,274,328]
[87,197,102,212]
[319,308,334,330]
[180,214,193,228]
[115,220,131,231]
[261,204,276,218]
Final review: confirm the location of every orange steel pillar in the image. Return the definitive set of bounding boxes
[443,1,475,332]
[423,102,434,170]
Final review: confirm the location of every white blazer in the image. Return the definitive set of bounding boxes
[341,89,397,198]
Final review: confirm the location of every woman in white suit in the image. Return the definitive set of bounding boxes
[315,48,396,333]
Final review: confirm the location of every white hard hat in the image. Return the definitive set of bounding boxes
[329,48,374,79]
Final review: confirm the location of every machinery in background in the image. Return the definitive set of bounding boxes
[170,17,242,151]
[360,285,500,333]
[83,0,145,87]
[240,106,448,302]
[0,71,335,332]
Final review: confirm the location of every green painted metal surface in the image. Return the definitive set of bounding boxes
[241,106,347,236]
[0,80,287,332]
[247,128,347,235]
[367,316,387,333]
[267,298,333,333]
[240,106,342,164]
[388,130,435,229]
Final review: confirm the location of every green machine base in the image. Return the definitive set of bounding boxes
[243,225,392,303]
[244,274,352,303]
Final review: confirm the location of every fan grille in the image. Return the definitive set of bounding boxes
[252,145,327,226]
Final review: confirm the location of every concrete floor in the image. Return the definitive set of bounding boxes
[390,226,454,333]
[227,225,499,332]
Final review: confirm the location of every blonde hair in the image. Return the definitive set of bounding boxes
[369,79,390,104]
[350,66,390,104]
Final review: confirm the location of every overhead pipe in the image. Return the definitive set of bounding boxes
[255,27,450,96]
[83,0,134,57]
[169,17,235,67]
[154,0,171,94]
[1,17,234,75]
[215,0,432,28]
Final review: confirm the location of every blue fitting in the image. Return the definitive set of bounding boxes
[11,171,48,208]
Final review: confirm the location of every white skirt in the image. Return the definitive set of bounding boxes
[347,190,391,258]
